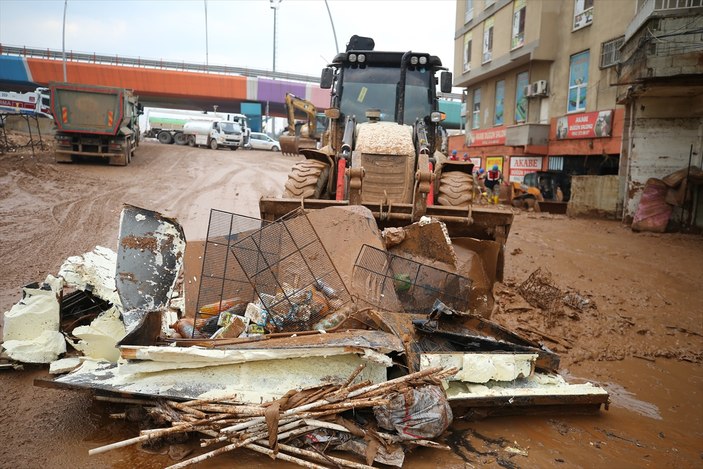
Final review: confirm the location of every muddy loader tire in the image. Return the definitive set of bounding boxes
[283,159,329,199]
[437,171,474,207]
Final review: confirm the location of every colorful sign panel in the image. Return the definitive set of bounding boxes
[470,157,482,171]
[509,156,543,183]
[469,126,506,146]
[486,156,504,173]
[556,109,613,140]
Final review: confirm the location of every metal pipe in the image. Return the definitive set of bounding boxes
[396,51,412,125]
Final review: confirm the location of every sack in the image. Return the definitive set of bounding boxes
[373,384,452,440]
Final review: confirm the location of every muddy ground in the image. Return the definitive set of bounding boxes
[0,138,701,468]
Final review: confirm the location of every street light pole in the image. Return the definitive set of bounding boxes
[62,0,68,81]
[204,0,209,69]
[323,0,339,54]
[270,0,281,73]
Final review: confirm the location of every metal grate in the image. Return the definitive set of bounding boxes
[518,267,563,324]
[228,208,353,332]
[352,244,472,314]
[194,209,272,332]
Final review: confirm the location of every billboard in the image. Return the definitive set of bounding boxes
[509,156,543,183]
[556,110,613,140]
[469,126,506,146]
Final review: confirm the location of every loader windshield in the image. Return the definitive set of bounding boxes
[340,66,432,124]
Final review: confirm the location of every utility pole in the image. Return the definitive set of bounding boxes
[204,0,209,69]
[62,0,68,81]
[270,0,281,73]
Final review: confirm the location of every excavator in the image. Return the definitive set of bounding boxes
[279,93,326,156]
[259,35,513,279]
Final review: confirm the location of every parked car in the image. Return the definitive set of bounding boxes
[248,132,280,151]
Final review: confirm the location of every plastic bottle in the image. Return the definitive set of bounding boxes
[313,310,349,331]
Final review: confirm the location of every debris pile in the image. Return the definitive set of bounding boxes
[2,204,610,467]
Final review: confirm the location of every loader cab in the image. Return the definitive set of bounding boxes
[322,47,449,126]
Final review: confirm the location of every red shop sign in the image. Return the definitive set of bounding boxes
[469,126,506,146]
[556,110,613,140]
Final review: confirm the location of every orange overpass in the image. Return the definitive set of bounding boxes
[0,45,330,117]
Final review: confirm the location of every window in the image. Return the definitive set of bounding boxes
[465,0,474,23]
[482,17,494,63]
[568,51,589,113]
[600,36,624,68]
[515,71,529,123]
[494,80,505,126]
[463,32,472,72]
[573,0,593,30]
[511,0,526,50]
[472,89,481,129]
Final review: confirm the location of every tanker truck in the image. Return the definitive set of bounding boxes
[150,112,250,148]
[183,116,249,150]
[50,82,141,166]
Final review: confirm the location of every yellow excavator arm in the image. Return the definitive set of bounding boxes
[281,93,322,155]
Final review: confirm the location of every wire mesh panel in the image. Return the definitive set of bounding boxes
[230,208,353,332]
[352,244,472,314]
[195,210,272,330]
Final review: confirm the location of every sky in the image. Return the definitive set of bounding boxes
[0,0,458,79]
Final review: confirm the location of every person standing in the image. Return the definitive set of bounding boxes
[485,164,503,204]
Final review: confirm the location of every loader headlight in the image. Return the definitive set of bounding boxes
[410,56,418,65]
[357,54,366,63]
[430,111,446,123]
[419,56,427,65]
[348,53,357,63]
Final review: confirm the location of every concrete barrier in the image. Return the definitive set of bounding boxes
[567,175,619,218]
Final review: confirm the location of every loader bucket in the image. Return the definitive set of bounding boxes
[280,134,318,156]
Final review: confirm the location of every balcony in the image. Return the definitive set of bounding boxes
[625,0,703,41]
[505,123,549,147]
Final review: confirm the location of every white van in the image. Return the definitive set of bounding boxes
[248,132,280,151]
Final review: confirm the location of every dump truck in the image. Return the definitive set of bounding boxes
[259,35,514,278]
[50,82,141,166]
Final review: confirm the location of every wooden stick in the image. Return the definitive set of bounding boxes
[165,432,266,469]
[109,413,126,420]
[93,395,154,405]
[244,442,328,469]
[276,443,376,469]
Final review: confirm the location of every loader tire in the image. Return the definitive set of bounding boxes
[437,171,474,207]
[283,159,329,199]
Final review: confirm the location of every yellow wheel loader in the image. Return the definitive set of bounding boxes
[259,35,513,279]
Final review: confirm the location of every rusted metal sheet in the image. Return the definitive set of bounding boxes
[414,300,560,372]
[116,204,186,312]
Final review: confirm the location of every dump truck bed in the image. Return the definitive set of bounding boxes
[50,82,129,136]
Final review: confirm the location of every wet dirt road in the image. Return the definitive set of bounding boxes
[0,140,701,468]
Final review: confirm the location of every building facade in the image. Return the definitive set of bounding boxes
[614,0,703,225]
[453,0,703,226]
[452,0,634,205]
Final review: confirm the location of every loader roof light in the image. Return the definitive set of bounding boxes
[357,54,366,63]
[348,53,357,63]
[419,56,427,65]
[410,56,418,65]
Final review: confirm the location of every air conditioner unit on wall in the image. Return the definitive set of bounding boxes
[523,84,532,97]
[533,80,548,97]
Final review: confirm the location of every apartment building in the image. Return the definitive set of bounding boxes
[452,0,634,187]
